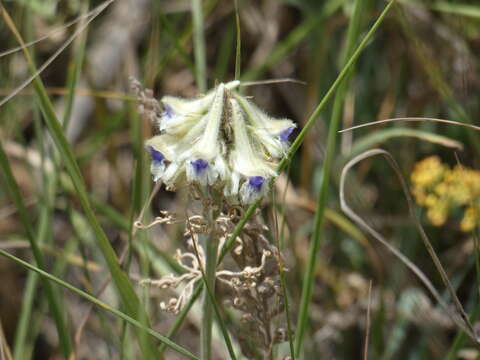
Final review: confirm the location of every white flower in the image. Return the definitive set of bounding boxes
[141,81,296,203]
[228,98,276,203]
[234,94,296,158]
[146,145,166,182]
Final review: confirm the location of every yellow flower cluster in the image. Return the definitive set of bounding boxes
[411,156,480,232]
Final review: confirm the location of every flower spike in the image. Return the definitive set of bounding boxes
[139,80,296,203]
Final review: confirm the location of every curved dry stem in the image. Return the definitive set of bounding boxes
[339,117,480,133]
[0,0,115,109]
[239,78,306,87]
[0,2,112,58]
[363,280,373,360]
[339,148,478,343]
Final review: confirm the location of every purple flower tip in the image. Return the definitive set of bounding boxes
[147,146,164,163]
[279,127,294,142]
[191,159,209,174]
[163,103,174,118]
[248,176,265,192]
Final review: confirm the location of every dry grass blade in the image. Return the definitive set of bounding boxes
[0,318,13,360]
[73,181,162,350]
[347,128,464,159]
[0,2,112,58]
[240,78,307,87]
[0,249,198,360]
[339,117,480,133]
[0,87,135,100]
[1,2,161,357]
[339,148,479,344]
[0,0,115,109]
[363,280,373,360]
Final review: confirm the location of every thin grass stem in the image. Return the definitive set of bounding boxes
[234,0,241,80]
[0,249,199,360]
[160,2,398,350]
[1,5,160,357]
[293,0,367,349]
[0,141,73,358]
[192,0,207,92]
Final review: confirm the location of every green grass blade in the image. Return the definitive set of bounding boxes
[160,0,397,352]
[13,270,40,359]
[240,16,320,82]
[0,6,160,358]
[200,231,218,360]
[0,141,72,358]
[156,0,219,79]
[126,87,155,359]
[273,168,296,359]
[431,1,480,19]
[159,14,196,75]
[240,0,346,83]
[13,205,50,359]
[348,127,463,158]
[13,167,58,359]
[62,1,89,130]
[445,231,480,359]
[395,6,480,156]
[214,22,235,82]
[192,0,207,92]
[234,0,241,80]
[0,249,199,360]
[277,0,396,174]
[294,0,369,352]
[196,233,237,360]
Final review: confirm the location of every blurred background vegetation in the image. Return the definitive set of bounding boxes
[0,0,479,359]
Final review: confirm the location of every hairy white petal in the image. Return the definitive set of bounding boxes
[145,135,175,161]
[162,162,181,186]
[144,81,291,200]
[234,94,296,158]
[193,83,225,160]
[151,161,166,182]
[229,98,276,178]
[213,155,229,182]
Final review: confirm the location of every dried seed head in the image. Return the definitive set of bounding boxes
[241,314,254,323]
[257,281,274,297]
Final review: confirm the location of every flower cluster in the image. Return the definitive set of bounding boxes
[135,80,296,204]
[411,156,480,231]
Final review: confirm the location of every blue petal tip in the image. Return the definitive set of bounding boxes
[191,159,209,174]
[147,146,164,163]
[163,103,174,118]
[279,127,294,142]
[248,176,265,192]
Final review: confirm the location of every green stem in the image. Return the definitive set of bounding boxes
[161,0,397,351]
[234,0,241,80]
[294,0,380,355]
[192,0,207,92]
[0,142,72,358]
[0,248,199,360]
[200,212,219,360]
[0,6,160,357]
